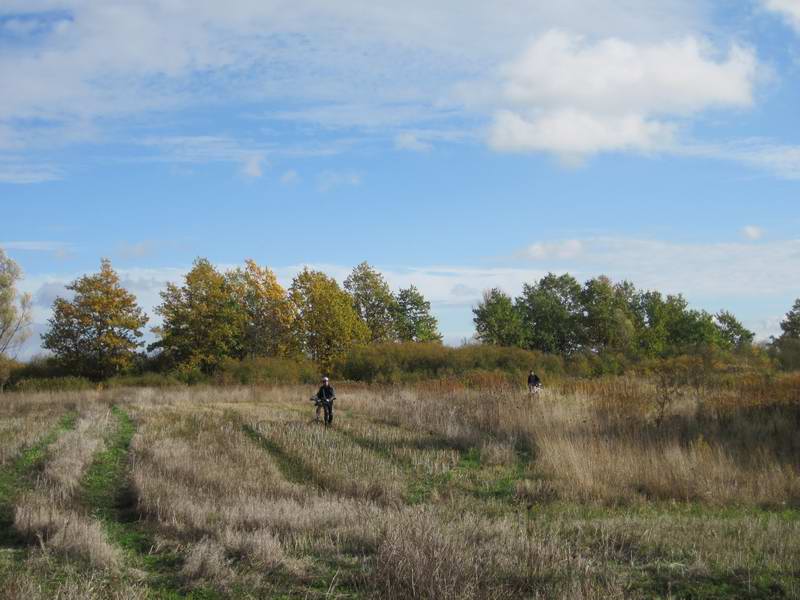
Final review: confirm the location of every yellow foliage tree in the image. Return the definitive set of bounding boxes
[290,268,369,371]
[226,259,295,357]
[42,259,148,379]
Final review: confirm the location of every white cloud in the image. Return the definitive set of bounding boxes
[763,0,800,31]
[742,225,764,240]
[515,236,800,298]
[1,1,794,180]
[395,132,432,152]
[519,239,584,260]
[488,30,757,158]
[0,2,705,160]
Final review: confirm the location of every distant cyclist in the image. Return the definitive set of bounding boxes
[527,370,541,395]
[315,376,336,425]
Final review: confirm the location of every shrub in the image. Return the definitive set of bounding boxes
[336,342,563,384]
[214,356,318,386]
[12,376,95,393]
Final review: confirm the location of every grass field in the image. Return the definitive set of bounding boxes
[0,378,798,599]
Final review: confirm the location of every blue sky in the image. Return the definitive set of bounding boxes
[2,0,800,356]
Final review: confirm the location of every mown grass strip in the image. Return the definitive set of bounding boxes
[0,411,77,546]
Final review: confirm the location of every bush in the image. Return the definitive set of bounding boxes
[335,342,563,384]
[214,356,319,386]
[12,376,95,393]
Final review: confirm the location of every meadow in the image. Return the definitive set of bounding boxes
[0,376,798,599]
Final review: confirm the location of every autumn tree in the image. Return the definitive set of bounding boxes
[290,268,369,370]
[393,285,441,342]
[227,259,295,357]
[344,262,397,343]
[151,258,245,373]
[42,259,148,379]
[472,288,523,346]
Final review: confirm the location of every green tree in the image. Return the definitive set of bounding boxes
[290,268,369,370]
[715,310,754,350]
[344,262,398,343]
[771,298,800,370]
[516,273,584,355]
[472,288,523,347]
[0,248,31,359]
[393,285,442,343]
[779,298,800,339]
[227,259,295,357]
[580,276,637,353]
[42,259,148,379]
[151,258,245,373]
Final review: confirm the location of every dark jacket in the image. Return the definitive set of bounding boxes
[317,384,336,402]
[527,373,540,386]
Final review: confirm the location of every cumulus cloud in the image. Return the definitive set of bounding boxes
[488,30,757,159]
[742,225,764,240]
[1,1,794,181]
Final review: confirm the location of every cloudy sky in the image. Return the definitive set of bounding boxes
[3,0,800,356]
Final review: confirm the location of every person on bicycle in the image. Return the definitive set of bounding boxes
[316,376,336,425]
[527,370,541,394]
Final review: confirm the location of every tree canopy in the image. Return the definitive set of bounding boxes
[290,268,370,370]
[226,259,295,358]
[394,285,441,343]
[42,259,147,379]
[151,258,246,374]
[344,261,397,343]
[473,288,523,347]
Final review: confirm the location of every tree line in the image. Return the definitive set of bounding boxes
[36,257,440,381]
[2,247,800,387]
[472,273,759,362]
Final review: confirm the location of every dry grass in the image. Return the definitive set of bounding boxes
[1,377,799,598]
[13,406,119,569]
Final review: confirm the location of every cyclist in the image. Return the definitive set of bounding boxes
[527,370,542,395]
[315,376,336,425]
